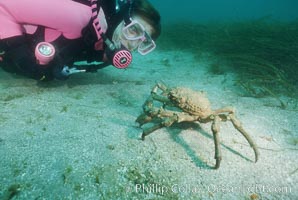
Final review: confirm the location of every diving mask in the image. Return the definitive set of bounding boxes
[122,20,156,55]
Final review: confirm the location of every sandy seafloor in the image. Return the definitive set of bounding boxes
[0,48,297,200]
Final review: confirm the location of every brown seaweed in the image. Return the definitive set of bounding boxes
[159,18,298,104]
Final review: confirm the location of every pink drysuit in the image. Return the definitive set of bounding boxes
[0,0,106,42]
[0,0,108,80]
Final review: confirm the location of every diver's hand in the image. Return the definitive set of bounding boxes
[53,65,86,80]
[61,66,86,76]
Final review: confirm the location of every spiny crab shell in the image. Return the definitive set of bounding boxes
[167,87,213,117]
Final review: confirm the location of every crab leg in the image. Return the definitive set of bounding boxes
[213,106,235,115]
[154,82,169,93]
[141,115,178,140]
[141,123,164,140]
[211,115,222,169]
[136,95,162,126]
[135,113,152,126]
[228,114,259,162]
[138,90,179,140]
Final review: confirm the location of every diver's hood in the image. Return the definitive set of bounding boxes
[99,0,133,39]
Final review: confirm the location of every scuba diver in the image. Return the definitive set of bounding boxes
[0,0,161,81]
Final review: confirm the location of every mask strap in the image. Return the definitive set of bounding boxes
[123,0,133,26]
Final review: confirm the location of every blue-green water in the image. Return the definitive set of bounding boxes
[150,0,298,23]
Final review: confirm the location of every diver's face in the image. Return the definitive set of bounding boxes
[112,16,154,52]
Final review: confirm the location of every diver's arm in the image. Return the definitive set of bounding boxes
[0,0,91,40]
[3,35,49,80]
[2,35,61,80]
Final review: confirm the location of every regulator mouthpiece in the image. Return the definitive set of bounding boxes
[112,48,132,69]
[103,36,132,69]
[35,42,55,65]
